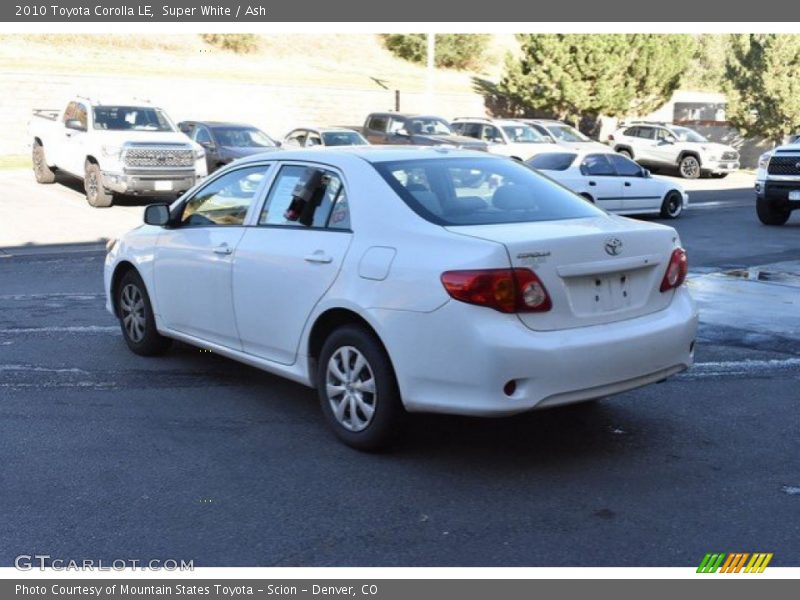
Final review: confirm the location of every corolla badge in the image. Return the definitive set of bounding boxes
[604,237,623,256]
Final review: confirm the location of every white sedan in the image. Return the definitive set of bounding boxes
[104,147,698,449]
[527,150,689,218]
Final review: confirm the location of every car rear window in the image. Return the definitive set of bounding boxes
[373,157,602,226]
[527,152,577,171]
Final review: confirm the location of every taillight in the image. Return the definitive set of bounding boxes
[441,268,552,313]
[660,248,688,292]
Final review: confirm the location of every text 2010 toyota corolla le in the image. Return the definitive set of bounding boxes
[104,147,698,449]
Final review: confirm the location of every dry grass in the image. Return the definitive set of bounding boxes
[0,33,516,92]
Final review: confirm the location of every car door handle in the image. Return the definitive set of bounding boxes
[213,243,233,255]
[588,181,597,186]
[305,252,333,264]
[624,181,632,187]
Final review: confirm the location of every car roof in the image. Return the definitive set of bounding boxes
[288,127,362,134]
[181,120,259,129]
[232,145,499,166]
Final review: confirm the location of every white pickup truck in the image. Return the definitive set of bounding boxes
[755,143,800,225]
[29,97,207,207]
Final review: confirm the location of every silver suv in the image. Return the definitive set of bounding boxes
[608,122,739,179]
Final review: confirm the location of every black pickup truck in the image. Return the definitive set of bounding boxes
[362,112,488,151]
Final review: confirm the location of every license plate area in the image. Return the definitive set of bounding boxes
[568,271,637,315]
[154,180,173,191]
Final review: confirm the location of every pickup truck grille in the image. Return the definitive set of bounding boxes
[721,151,739,161]
[123,146,194,168]
[768,155,800,176]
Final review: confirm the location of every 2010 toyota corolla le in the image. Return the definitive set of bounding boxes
[104,147,698,449]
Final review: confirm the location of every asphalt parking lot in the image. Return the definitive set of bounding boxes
[1,168,799,567]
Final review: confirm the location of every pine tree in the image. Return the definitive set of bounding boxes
[725,34,800,144]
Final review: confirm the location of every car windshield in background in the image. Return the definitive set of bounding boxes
[671,126,708,143]
[502,125,547,143]
[322,131,368,146]
[93,106,174,132]
[213,127,277,148]
[527,152,578,171]
[409,118,452,135]
[548,125,590,142]
[374,157,602,226]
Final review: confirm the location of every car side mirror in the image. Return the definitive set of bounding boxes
[144,203,170,226]
[65,119,85,132]
[396,128,410,137]
[641,168,651,178]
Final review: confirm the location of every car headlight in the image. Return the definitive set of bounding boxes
[101,144,122,158]
[707,155,719,161]
[758,152,772,170]
[194,148,205,159]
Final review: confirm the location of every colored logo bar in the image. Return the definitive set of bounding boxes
[697,552,773,573]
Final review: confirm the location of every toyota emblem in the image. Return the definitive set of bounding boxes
[605,237,623,256]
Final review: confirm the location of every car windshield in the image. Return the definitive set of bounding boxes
[527,153,578,171]
[408,118,453,135]
[548,124,590,143]
[670,126,708,143]
[212,127,277,148]
[322,131,368,146]
[502,124,547,143]
[373,157,602,226]
[93,106,175,132]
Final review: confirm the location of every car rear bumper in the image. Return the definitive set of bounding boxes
[102,169,198,195]
[371,289,698,416]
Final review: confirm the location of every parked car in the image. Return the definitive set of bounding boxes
[105,146,697,449]
[450,117,557,160]
[179,121,280,173]
[362,112,487,151]
[527,150,688,218]
[519,119,610,153]
[754,141,800,225]
[608,122,740,179]
[30,97,207,207]
[284,127,369,148]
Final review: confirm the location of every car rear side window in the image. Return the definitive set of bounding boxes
[527,153,577,171]
[259,165,348,230]
[581,154,616,176]
[374,157,602,226]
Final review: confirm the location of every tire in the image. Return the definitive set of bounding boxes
[32,140,56,184]
[712,173,729,179]
[317,324,405,450]
[660,190,684,219]
[616,148,633,159]
[116,270,172,356]
[756,197,791,226]
[84,161,114,207]
[678,155,701,179]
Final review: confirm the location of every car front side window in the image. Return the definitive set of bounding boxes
[180,165,270,227]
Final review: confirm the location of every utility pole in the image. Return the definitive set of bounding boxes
[426,33,435,113]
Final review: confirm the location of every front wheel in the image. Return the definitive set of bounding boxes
[756,197,791,226]
[616,148,633,159]
[85,161,114,207]
[679,156,701,179]
[116,270,172,356]
[660,190,684,219]
[317,325,405,450]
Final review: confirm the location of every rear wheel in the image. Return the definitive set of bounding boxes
[756,197,791,226]
[116,270,172,356]
[317,325,405,450]
[679,155,701,179]
[32,140,56,183]
[660,190,684,219]
[85,161,114,207]
[616,148,633,159]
